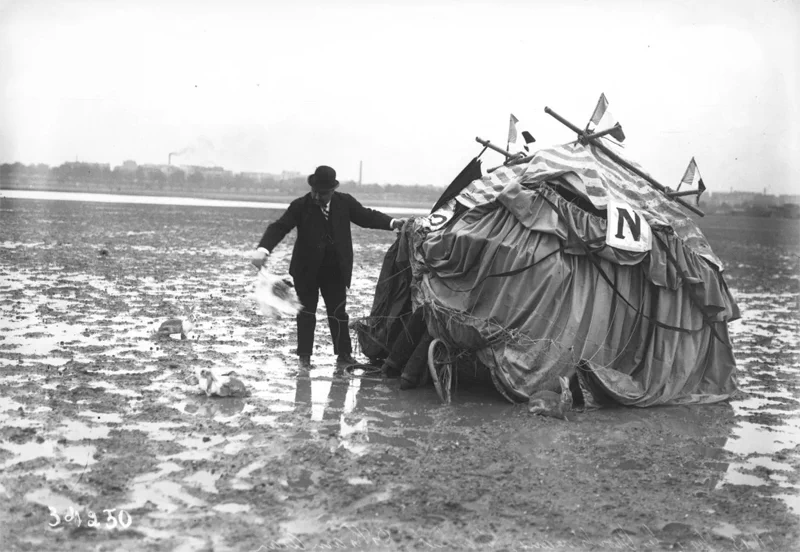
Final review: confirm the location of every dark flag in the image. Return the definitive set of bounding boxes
[430,158,483,214]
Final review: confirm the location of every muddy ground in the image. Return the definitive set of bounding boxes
[0,196,798,551]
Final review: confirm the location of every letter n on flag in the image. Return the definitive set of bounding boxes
[606,200,652,252]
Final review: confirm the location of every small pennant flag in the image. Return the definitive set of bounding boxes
[588,93,626,143]
[507,113,519,148]
[521,130,536,153]
[678,157,706,204]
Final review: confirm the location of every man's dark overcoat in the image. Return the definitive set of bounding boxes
[258,192,392,288]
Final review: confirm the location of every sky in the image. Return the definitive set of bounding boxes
[1,0,798,194]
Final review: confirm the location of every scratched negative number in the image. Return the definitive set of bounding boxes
[49,507,133,529]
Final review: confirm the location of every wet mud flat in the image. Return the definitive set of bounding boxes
[0,198,798,551]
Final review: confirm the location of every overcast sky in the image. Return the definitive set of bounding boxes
[1,0,798,194]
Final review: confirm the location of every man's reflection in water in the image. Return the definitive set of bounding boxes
[292,365,314,418]
[293,364,369,452]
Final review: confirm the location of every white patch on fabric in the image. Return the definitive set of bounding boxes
[419,198,456,232]
[605,200,653,253]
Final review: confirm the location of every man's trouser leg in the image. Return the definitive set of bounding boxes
[294,280,319,357]
[319,264,350,356]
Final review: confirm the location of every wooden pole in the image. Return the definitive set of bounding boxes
[544,107,704,217]
[666,189,703,198]
[475,137,520,160]
[581,125,622,142]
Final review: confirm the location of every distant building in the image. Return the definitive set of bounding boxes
[706,191,782,207]
[240,171,273,182]
[179,165,232,179]
[200,166,232,178]
[120,160,138,172]
[280,170,303,180]
[62,161,111,173]
[142,163,181,175]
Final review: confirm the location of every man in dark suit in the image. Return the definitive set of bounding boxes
[251,165,406,368]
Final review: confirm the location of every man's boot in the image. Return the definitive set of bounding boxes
[336,353,357,367]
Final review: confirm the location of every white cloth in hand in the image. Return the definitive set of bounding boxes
[252,270,302,318]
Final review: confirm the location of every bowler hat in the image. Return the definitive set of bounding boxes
[307,165,339,190]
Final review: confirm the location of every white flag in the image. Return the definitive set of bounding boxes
[678,157,706,204]
[507,113,519,147]
[588,93,626,142]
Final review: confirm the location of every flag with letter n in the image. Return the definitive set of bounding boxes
[588,93,626,143]
[606,200,652,253]
[678,157,706,205]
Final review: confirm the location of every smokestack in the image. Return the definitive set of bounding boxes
[359,160,362,186]
[169,153,173,165]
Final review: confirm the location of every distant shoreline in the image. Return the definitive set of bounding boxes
[0,189,432,215]
[0,181,436,211]
[2,181,798,219]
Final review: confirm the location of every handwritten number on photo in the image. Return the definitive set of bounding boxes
[104,509,118,529]
[118,510,133,529]
[48,507,60,527]
[47,507,131,529]
[64,507,81,527]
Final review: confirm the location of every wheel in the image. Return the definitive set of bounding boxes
[427,338,453,404]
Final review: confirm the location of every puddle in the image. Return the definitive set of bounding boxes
[213,503,251,514]
[222,435,252,455]
[120,480,206,513]
[183,470,220,494]
[124,421,190,441]
[77,410,124,424]
[0,439,97,470]
[716,291,800,512]
[717,469,770,488]
[60,444,97,466]
[60,419,111,440]
[0,441,57,468]
[167,435,228,461]
[0,396,25,412]
[279,509,335,535]
[742,456,793,472]
[775,493,800,514]
[133,461,183,483]
[177,397,248,420]
[344,483,411,513]
[25,488,79,512]
[69,381,141,399]
[347,477,374,486]
[2,200,799,547]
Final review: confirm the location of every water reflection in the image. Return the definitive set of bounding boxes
[180,396,247,419]
[293,363,370,454]
[719,289,800,514]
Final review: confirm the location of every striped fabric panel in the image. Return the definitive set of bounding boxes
[455,164,527,209]
[522,143,669,221]
[518,141,723,268]
[437,140,722,268]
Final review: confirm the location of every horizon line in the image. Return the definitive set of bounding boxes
[1,159,798,197]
